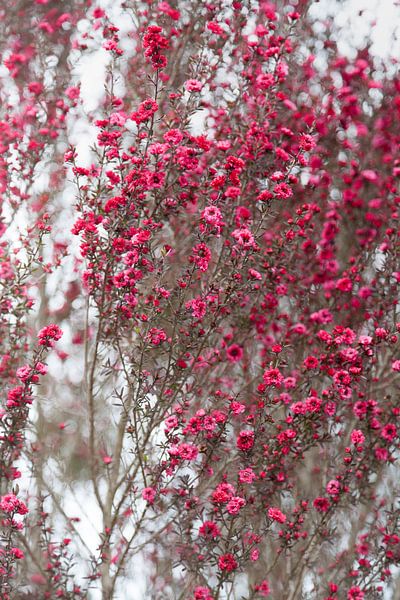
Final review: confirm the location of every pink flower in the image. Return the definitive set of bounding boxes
[254,580,271,597]
[299,134,316,151]
[256,73,274,89]
[207,21,224,35]
[194,587,214,600]
[268,507,286,523]
[340,348,359,363]
[273,182,293,199]
[257,190,273,202]
[16,365,34,382]
[381,423,397,442]
[158,2,180,20]
[250,548,259,561]
[38,324,63,347]
[35,362,48,375]
[236,430,254,451]
[0,494,28,515]
[326,480,340,496]
[336,277,353,292]
[263,368,284,387]
[28,81,43,95]
[164,128,184,144]
[201,205,224,233]
[313,497,330,513]
[226,496,246,515]
[7,386,29,408]
[147,328,167,345]
[304,396,322,413]
[164,415,178,432]
[224,186,241,199]
[142,487,156,504]
[226,344,243,362]
[248,268,262,280]
[66,86,80,99]
[190,243,211,272]
[230,401,245,414]
[347,586,364,600]
[310,308,333,324]
[218,553,238,572]
[185,79,203,92]
[11,547,24,559]
[176,442,199,461]
[375,447,388,461]
[361,169,378,182]
[212,482,235,504]
[143,25,169,70]
[199,521,221,538]
[392,360,400,372]
[186,297,207,319]
[232,227,255,249]
[238,468,256,483]
[350,429,365,446]
[131,98,159,124]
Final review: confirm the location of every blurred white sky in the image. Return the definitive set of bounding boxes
[310,0,400,57]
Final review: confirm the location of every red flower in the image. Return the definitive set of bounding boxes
[218,553,238,572]
[268,507,286,523]
[226,344,243,362]
[236,430,255,452]
[189,243,212,272]
[211,483,235,504]
[263,368,284,387]
[350,430,365,446]
[199,521,221,538]
[273,182,293,199]
[37,324,63,347]
[313,497,330,513]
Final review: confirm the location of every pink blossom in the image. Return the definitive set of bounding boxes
[38,324,63,347]
[147,328,167,345]
[190,243,212,272]
[326,480,340,496]
[238,468,256,483]
[199,521,221,538]
[226,496,246,515]
[185,79,203,92]
[254,580,270,597]
[232,227,255,249]
[194,587,214,600]
[142,487,156,504]
[226,344,243,362]
[16,365,34,382]
[0,494,28,515]
[263,368,284,387]
[11,547,24,559]
[313,497,330,513]
[212,483,235,504]
[350,430,365,445]
[268,507,286,523]
[299,134,316,151]
[218,553,238,572]
[236,430,254,451]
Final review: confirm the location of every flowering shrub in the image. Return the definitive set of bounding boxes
[1,0,400,598]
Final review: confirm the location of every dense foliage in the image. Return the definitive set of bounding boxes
[1,1,400,598]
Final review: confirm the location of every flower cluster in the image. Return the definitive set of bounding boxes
[2,1,400,599]
[142,25,169,70]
